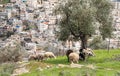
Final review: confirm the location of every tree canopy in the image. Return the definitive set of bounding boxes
[54,0,113,49]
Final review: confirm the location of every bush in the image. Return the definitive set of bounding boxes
[88,36,108,49]
[0,0,10,4]
[0,43,24,63]
[0,63,16,76]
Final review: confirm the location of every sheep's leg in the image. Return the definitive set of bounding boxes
[70,60,73,64]
[34,58,37,61]
[76,60,79,63]
[54,56,56,59]
[79,53,85,61]
[67,57,69,62]
[37,57,40,62]
[71,61,74,64]
[84,56,88,62]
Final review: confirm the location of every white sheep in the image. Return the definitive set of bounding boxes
[69,52,79,64]
[44,52,56,59]
[82,48,95,61]
[83,48,95,57]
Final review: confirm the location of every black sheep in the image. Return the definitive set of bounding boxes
[79,49,85,61]
[66,49,73,62]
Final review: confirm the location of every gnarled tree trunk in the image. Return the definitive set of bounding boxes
[79,34,88,61]
[80,34,88,49]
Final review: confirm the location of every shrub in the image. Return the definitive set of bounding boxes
[0,43,24,63]
[0,63,16,76]
[0,0,10,4]
[88,36,108,49]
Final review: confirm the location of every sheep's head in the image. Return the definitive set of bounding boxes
[66,49,73,56]
[83,48,95,56]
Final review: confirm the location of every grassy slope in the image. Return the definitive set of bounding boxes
[20,49,120,76]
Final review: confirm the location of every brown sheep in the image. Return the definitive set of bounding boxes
[36,53,45,61]
[69,52,79,64]
[28,55,37,61]
[28,53,45,61]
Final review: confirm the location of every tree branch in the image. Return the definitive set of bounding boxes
[66,12,80,38]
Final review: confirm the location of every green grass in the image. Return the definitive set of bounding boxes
[20,67,119,76]
[44,56,69,64]
[20,49,120,76]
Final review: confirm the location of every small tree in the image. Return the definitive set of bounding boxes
[54,0,113,49]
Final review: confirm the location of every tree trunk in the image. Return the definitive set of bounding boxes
[107,38,110,52]
[79,35,88,61]
[80,35,88,49]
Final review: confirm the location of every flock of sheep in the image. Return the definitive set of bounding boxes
[28,48,95,64]
[66,48,95,63]
[1,33,95,64]
[28,51,56,61]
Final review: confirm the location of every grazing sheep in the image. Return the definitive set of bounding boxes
[66,49,73,62]
[79,48,95,61]
[28,55,37,61]
[83,48,95,57]
[86,48,95,56]
[28,54,44,61]
[79,48,85,61]
[44,52,56,59]
[69,52,79,63]
[36,53,45,61]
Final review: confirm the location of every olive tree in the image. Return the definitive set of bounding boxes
[54,0,113,49]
